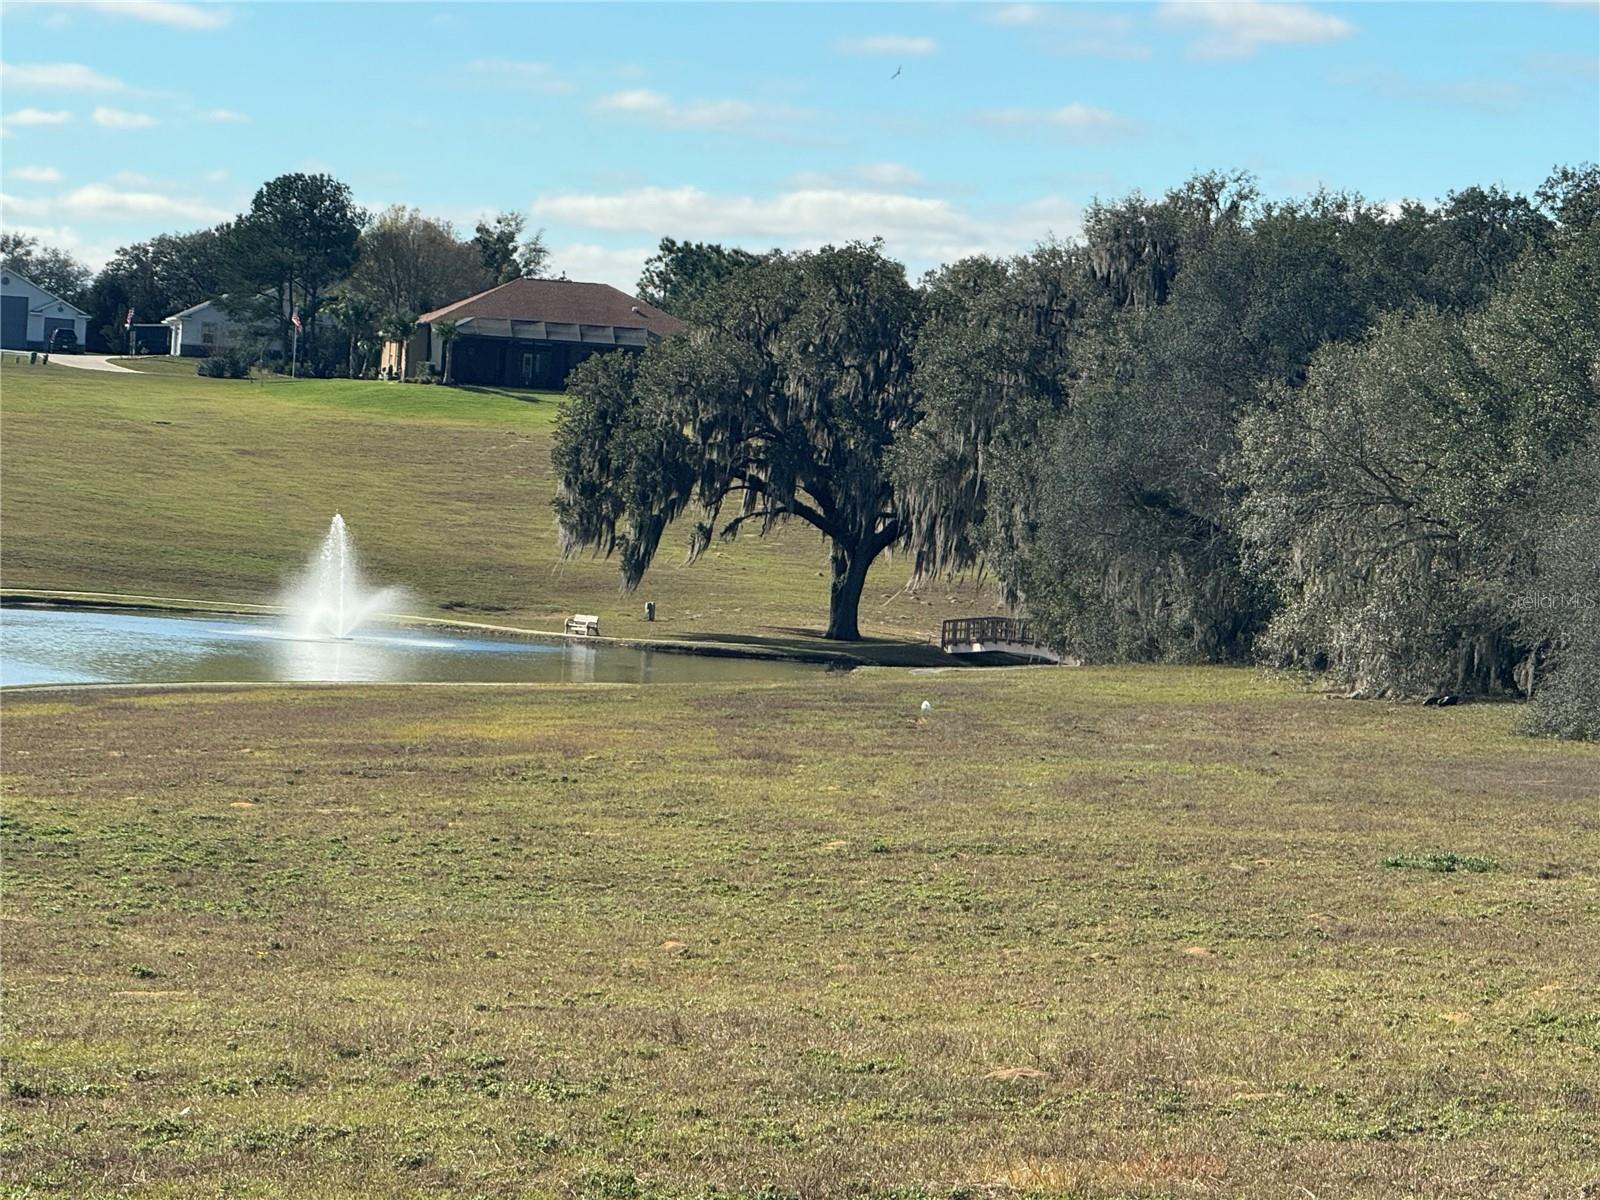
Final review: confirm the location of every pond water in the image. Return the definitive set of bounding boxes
[0,607,824,687]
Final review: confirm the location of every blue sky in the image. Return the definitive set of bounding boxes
[2,0,1596,290]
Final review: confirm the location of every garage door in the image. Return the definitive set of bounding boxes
[42,316,74,345]
[0,295,27,349]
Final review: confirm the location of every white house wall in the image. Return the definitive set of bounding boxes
[0,270,88,349]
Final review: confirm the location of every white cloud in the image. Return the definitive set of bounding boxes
[201,107,249,122]
[547,242,658,291]
[1011,194,1085,234]
[463,58,572,94]
[835,34,939,56]
[533,184,1083,276]
[856,162,926,188]
[596,89,676,116]
[593,88,806,131]
[0,61,126,91]
[1158,1,1353,59]
[7,182,227,223]
[65,183,225,221]
[986,4,1047,26]
[81,2,231,31]
[8,165,64,183]
[982,7,1149,59]
[92,106,159,129]
[203,168,229,182]
[538,186,964,239]
[1,108,76,130]
[0,192,39,218]
[980,102,1140,141]
[0,220,118,271]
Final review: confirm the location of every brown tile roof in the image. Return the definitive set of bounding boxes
[417,277,683,337]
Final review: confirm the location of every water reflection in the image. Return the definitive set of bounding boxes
[269,632,395,682]
[0,607,820,687]
[562,643,597,684]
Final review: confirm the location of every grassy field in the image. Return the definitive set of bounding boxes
[4,669,1597,1197]
[106,356,216,378]
[0,363,986,653]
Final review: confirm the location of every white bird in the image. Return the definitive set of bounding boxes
[920,700,932,712]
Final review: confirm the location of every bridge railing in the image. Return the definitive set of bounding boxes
[941,616,1037,649]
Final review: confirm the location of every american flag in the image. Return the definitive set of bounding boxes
[290,308,303,333]
[124,307,134,329]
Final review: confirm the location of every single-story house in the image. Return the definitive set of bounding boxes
[128,324,172,356]
[382,277,683,390]
[0,269,90,351]
[163,298,245,356]
[162,297,307,357]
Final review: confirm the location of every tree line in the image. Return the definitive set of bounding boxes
[0,172,550,374]
[555,165,1598,739]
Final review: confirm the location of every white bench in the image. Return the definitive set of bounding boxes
[565,613,601,637]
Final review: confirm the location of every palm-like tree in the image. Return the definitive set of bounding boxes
[327,292,378,378]
[436,319,459,385]
[378,313,416,379]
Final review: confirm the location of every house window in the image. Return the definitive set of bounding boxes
[201,322,220,346]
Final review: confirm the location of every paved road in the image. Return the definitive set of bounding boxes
[40,354,138,373]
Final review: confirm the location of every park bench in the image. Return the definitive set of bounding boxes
[565,613,601,637]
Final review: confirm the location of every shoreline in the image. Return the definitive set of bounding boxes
[0,588,957,670]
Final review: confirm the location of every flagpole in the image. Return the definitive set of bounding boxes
[292,324,298,379]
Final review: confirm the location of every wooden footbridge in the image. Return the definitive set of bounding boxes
[940,617,1063,664]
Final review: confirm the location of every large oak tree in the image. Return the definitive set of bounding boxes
[553,242,920,640]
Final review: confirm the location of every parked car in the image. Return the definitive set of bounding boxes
[47,328,80,354]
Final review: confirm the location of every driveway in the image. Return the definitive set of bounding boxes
[44,354,138,373]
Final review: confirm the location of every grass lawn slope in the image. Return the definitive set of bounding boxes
[0,364,987,649]
[4,668,1598,1197]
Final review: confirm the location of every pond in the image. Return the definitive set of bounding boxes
[0,607,825,687]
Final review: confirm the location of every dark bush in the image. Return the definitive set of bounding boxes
[197,345,255,378]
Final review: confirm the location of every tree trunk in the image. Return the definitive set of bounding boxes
[825,542,872,641]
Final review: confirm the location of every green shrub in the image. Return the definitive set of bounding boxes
[196,345,254,379]
[1382,852,1499,874]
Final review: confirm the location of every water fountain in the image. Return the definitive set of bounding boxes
[1,511,822,684]
[283,514,403,640]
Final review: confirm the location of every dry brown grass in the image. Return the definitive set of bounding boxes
[3,669,1598,1197]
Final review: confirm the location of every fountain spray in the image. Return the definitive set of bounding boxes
[284,514,403,640]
